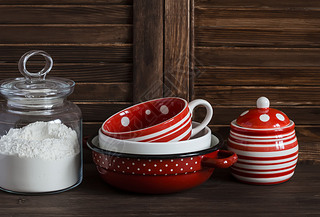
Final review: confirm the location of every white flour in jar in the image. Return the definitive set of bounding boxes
[0,121,81,193]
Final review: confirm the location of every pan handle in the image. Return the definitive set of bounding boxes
[202,150,237,168]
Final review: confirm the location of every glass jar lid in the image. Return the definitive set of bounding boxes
[236,97,290,129]
[0,50,75,99]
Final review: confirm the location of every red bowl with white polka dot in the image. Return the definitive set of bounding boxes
[87,134,237,194]
[227,97,298,185]
[101,97,213,142]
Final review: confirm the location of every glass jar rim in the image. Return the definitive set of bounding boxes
[0,76,75,99]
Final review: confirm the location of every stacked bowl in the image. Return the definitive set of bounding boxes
[227,97,298,185]
[87,97,238,194]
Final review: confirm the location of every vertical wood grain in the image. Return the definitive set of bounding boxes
[192,0,320,164]
[133,0,164,103]
[189,0,195,101]
[163,0,190,99]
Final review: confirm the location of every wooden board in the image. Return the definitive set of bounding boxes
[195,0,320,8]
[70,83,132,101]
[163,0,190,99]
[195,27,320,48]
[83,122,103,137]
[0,45,132,63]
[195,47,320,67]
[0,0,132,5]
[0,25,132,44]
[194,67,320,86]
[133,0,164,103]
[0,6,132,24]
[195,8,320,29]
[0,83,132,102]
[0,63,132,82]
[76,102,131,122]
[194,86,320,106]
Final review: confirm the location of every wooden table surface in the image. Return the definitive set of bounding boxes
[0,163,319,217]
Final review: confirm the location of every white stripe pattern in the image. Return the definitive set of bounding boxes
[228,145,298,157]
[168,126,192,142]
[237,154,298,164]
[227,124,298,185]
[147,116,192,142]
[228,137,297,148]
[232,172,295,184]
[230,130,295,139]
[229,132,296,143]
[234,159,297,170]
[232,164,296,174]
[127,112,191,142]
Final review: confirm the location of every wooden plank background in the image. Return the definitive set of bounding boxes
[0,0,133,137]
[193,0,320,163]
[0,0,319,164]
[133,0,164,103]
[163,0,190,99]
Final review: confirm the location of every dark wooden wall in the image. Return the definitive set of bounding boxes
[192,0,320,163]
[0,0,133,137]
[133,0,190,102]
[0,0,319,164]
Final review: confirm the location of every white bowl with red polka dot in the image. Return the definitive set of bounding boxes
[99,122,212,155]
[101,97,213,142]
[87,133,238,194]
[227,97,299,185]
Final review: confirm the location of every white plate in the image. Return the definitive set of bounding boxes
[98,122,212,155]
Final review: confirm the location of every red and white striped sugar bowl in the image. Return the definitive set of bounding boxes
[227,96,298,185]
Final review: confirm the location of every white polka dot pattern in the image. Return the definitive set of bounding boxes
[160,105,169,114]
[259,114,270,122]
[236,98,290,129]
[121,117,130,127]
[92,153,202,176]
[276,113,285,121]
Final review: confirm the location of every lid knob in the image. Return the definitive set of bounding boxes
[256,96,269,109]
[18,50,53,83]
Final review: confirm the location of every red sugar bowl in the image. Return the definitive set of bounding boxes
[227,97,298,185]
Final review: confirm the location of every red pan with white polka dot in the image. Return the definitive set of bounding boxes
[87,135,237,194]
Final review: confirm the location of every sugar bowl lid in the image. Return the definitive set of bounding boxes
[236,97,290,129]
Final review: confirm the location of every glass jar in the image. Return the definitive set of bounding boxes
[0,50,82,194]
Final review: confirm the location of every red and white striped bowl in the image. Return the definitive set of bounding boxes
[227,97,298,185]
[101,97,213,142]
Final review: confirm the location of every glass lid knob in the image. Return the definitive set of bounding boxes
[18,50,53,83]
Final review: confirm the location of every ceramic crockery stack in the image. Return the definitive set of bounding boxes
[87,97,239,194]
[227,97,298,185]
